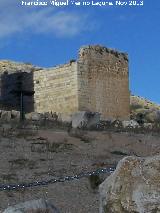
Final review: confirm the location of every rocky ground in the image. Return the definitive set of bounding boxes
[0,126,159,213]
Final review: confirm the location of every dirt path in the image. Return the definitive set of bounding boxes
[0,128,159,212]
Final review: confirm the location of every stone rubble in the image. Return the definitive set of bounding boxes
[0,109,159,131]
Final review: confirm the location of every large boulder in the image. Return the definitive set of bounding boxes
[3,198,59,213]
[25,112,42,121]
[58,113,72,123]
[99,155,160,213]
[0,110,11,121]
[72,111,100,128]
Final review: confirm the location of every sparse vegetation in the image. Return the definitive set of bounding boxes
[24,62,33,65]
[130,104,143,110]
[14,128,38,138]
[110,150,128,156]
[88,174,103,190]
[31,142,73,153]
[8,158,36,169]
[1,173,18,182]
[68,129,93,143]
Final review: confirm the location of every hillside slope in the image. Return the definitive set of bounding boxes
[130,95,160,123]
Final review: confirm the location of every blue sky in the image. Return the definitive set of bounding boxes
[0,0,160,104]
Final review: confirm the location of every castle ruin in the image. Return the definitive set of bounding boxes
[0,45,130,120]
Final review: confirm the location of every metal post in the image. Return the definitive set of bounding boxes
[10,72,35,123]
[20,91,25,121]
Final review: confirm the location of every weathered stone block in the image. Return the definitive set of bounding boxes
[25,112,42,121]
[0,110,11,121]
[99,155,160,213]
[72,111,100,128]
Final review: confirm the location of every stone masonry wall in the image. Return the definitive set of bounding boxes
[0,61,34,112]
[77,45,130,120]
[0,45,130,119]
[33,62,79,114]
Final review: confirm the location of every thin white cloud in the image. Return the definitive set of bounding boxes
[0,0,90,39]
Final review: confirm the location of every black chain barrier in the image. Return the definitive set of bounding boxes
[0,167,115,191]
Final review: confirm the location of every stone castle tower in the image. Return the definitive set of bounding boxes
[0,45,130,119]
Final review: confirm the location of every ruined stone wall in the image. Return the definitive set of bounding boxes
[0,45,130,119]
[77,45,130,119]
[33,62,79,114]
[0,61,34,112]
[0,61,79,114]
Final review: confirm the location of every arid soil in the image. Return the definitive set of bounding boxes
[0,127,160,213]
